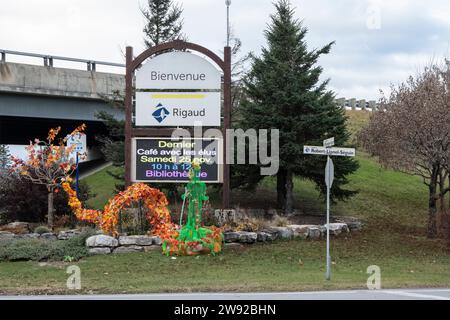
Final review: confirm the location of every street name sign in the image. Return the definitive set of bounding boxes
[303,146,356,157]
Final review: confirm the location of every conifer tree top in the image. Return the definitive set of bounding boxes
[141,0,184,48]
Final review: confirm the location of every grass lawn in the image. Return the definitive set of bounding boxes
[1,111,449,295]
[82,166,123,210]
[0,231,448,295]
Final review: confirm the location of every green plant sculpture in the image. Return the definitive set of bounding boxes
[162,161,223,256]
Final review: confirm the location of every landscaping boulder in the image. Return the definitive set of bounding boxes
[0,222,30,234]
[14,233,40,240]
[224,232,241,243]
[257,232,270,242]
[119,235,154,246]
[86,235,119,248]
[324,223,350,236]
[304,226,323,240]
[0,231,15,241]
[57,229,81,240]
[88,247,111,255]
[287,225,310,240]
[334,216,363,232]
[269,227,294,240]
[237,231,257,244]
[346,221,363,231]
[113,246,144,254]
[153,236,162,246]
[40,233,57,241]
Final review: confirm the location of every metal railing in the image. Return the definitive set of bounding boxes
[0,49,125,71]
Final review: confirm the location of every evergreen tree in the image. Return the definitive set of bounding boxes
[235,0,358,214]
[141,0,184,48]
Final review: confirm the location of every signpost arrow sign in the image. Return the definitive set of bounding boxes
[323,137,335,148]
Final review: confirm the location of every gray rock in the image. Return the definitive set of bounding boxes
[14,233,40,239]
[113,246,144,254]
[88,247,111,255]
[40,233,57,241]
[257,232,270,242]
[347,221,363,231]
[119,235,154,246]
[287,225,309,240]
[0,231,15,241]
[57,229,81,240]
[270,227,294,239]
[324,223,350,236]
[0,222,30,234]
[86,235,119,248]
[238,231,257,244]
[306,226,323,240]
[333,216,363,231]
[152,236,162,246]
[224,232,241,243]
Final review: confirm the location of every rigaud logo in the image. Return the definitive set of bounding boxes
[152,103,170,123]
[151,94,207,122]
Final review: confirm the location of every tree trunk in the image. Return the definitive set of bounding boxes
[439,170,446,211]
[47,191,54,230]
[427,168,439,238]
[284,169,294,215]
[277,168,286,210]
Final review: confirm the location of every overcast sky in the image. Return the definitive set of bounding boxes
[1,0,449,100]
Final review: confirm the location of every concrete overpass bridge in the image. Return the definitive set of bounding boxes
[0,49,125,163]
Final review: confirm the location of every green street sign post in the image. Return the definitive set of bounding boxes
[304,139,356,280]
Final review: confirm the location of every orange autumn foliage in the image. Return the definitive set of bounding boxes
[62,179,177,239]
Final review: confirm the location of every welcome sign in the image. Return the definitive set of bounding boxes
[135,52,221,127]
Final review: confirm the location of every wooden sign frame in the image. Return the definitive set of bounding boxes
[124,40,232,208]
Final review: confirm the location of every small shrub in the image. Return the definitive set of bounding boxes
[54,215,72,229]
[64,256,75,263]
[34,226,51,235]
[0,229,94,262]
[272,215,290,227]
[0,175,92,223]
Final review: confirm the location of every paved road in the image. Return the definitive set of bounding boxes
[1,289,450,300]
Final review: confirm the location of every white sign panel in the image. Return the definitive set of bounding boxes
[323,137,335,148]
[135,51,222,127]
[136,52,221,90]
[303,146,356,157]
[325,157,334,188]
[135,92,221,127]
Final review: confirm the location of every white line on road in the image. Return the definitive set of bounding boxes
[383,290,450,300]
